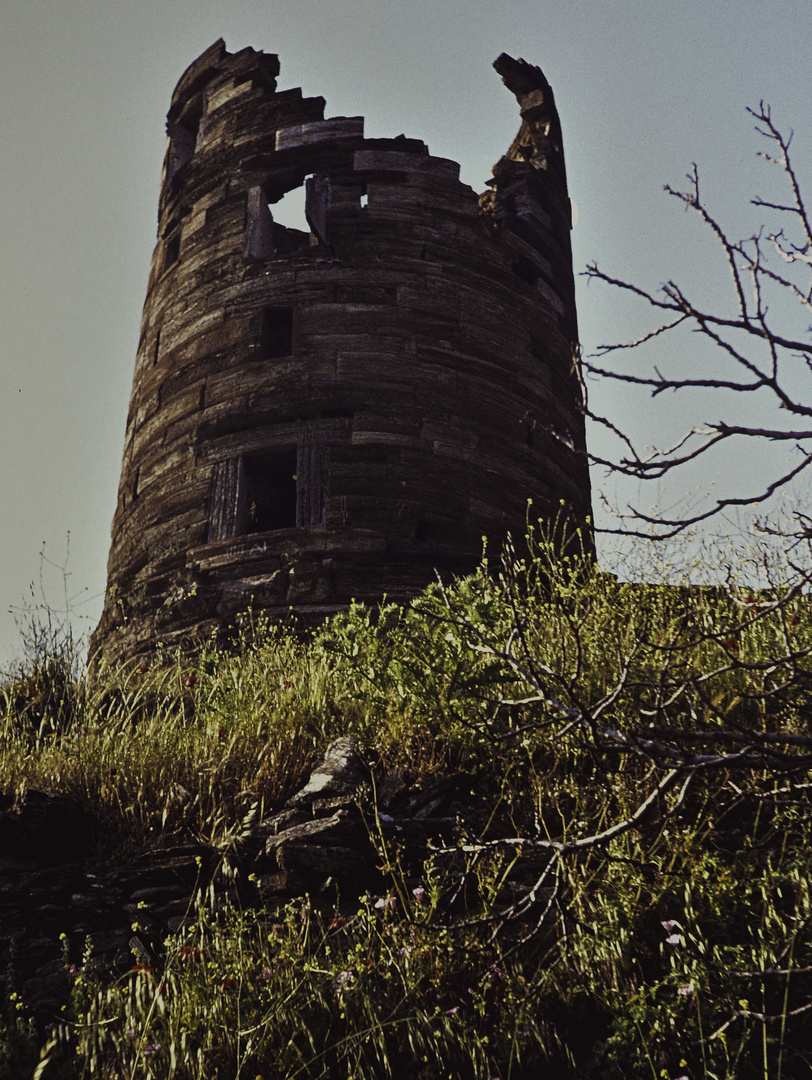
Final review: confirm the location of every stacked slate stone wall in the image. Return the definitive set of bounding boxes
[91,42,591,661]
[0,741,491,1020]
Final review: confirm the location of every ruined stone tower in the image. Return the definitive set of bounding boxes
[91,40,592,661]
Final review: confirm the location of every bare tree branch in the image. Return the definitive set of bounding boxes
[583,105,812,538]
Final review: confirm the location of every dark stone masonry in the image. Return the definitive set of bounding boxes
[0,741,495,1019]
[91,41,591,662]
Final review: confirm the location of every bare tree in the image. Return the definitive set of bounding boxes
[584,104,812,539]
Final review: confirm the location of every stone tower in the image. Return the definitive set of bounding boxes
[91,41,592,661]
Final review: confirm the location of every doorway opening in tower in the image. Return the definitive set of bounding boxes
[244,451,298,533]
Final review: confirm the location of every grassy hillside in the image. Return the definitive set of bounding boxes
[2,527,812,1079]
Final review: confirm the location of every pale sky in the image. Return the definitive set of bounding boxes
[1,0,810,664]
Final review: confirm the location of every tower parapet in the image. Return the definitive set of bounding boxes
[91,42,592,660]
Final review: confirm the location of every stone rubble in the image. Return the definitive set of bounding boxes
[0,738,476,1021]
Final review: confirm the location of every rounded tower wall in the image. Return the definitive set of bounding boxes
[91,42,592,660]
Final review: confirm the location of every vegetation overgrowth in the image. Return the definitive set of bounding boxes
[3,526,812,1078]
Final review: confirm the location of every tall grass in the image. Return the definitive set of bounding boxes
[3,529,812,1077]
